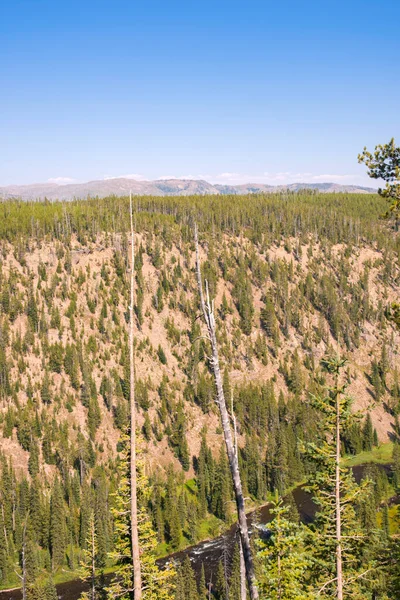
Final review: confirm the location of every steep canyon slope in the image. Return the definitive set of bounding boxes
[0,192,399,585]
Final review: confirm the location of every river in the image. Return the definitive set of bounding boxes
[0,464,395,600]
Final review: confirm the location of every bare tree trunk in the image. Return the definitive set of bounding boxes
[129,194,142,599]
[22,535,27,600]
[277,551,281,600]
[239,541,247,600]
[232,393,247,600]
[194,224,259,600]
[91,519,96,600]
[335,386,343,600]
[16,513,29,600]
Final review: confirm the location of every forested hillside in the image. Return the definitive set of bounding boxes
[0,192,399,598]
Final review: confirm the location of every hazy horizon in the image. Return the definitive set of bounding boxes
[0,173,379,190]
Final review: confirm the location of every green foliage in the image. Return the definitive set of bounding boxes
[107,434,175,600]
[174,556,199,600]
[78,510,103,600]
[232,258,254,335]
[362,413,375,452]
[304,356,375,598]
[168,401,190,471]
[260,294,280,348]
[50,478,67,568]
[27,579,58,600]
[157,345,168,365]
[0,191,398,596]
[257,494,312,599]
[48,343,64,373]
[359,138,400,219]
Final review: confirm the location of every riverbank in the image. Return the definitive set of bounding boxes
[344,442,394,467]
[1,446,396,599]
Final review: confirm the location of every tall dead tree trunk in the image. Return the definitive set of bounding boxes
[89,514,96,600]
[194,224,259,600]
[21,528,27,600]
[15,513,29,600]
[335,376,343,600]
[231,393,247,600]
[129,194,142,599]
[239,542,247,600]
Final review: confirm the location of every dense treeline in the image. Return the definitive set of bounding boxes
[0,192,397,252]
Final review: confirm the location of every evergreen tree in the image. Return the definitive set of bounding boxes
[50,478,66,568]
[358,138,400,220]
[27,291,39,332]
[257,494,312,600]
[260,295,279,349]
[28,441,40,478]
[198,563,208,600]
[174,557,199,600]
[228,544,241,600]
[107,434,175,600]
[305,356,373,599]
[79,510,101,600]
[0,345,10,399]
[392,442,400,490]
[212,445,231,521]
[40,372,52,405]
[27,579,58,600]
[215,559,229,600]
[362,413,374,452]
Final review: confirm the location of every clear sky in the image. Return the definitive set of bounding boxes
[1,0,399,187]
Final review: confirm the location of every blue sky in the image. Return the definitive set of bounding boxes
[1,0,399,187]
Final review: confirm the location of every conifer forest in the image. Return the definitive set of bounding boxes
[0,189,400,599]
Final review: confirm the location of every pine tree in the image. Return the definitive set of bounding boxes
[362,413,374,451]
[358,138,400,220]
[169,401,190,471]
[175,557,199,600]
[107,435,175,600]
[27,579,58,600]
[257,494,312,600]
[229,544,241,600]
[370,361,382,401]
[198,563,208,600]
[174,567,185,600]
[215,559,228,600]
[79,511,101,600]
[26,291,39,332]
[0,345,10,399]
[212,445,231,521]
[157,345,167,365]
[94,476,110,569]
[289,350,304,397]
[260,295,279,349]
[50,478,66,568]
[28,441,40,477]
[40,372,52,405]
[266,426,289,495]
[393,442,400,490]
[16,513,37,600]
[305,356,372,599]
[196,431,212,519]
[381,504,390,540]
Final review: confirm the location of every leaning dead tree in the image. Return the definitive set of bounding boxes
[129,194,142,599]
[194,224,259,600]
[231,393,247,600]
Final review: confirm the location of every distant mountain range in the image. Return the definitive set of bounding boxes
[0,178,377,201]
